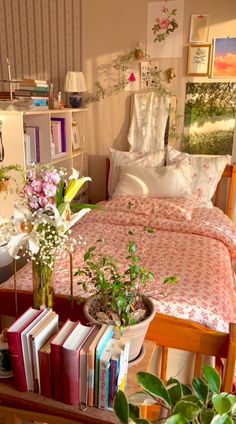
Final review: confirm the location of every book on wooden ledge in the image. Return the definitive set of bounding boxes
[7,309,130,410]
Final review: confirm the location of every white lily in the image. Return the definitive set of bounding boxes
[64,168,92,203]
[45,204,90,234]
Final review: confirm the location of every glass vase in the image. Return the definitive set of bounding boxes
[32,259,54,309]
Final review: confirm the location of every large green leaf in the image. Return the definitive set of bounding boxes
[70,202,99,212]
[212,394,232,415]
[56,179,65,207]
[165,414,189,423]
[182,395,201,404]
[168,382,183,407]
[113,390,129,424]
[200,409,215,424]
[173,400,201,421]
[211,414,233,424]
[129,403,140,421]
[203,365,221,394]
[137,372,171,407]
[192,377,209,406]
[180,384,192,396]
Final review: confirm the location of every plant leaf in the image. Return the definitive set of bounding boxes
[168,381,183,407]
[200,409,215,424]
[129,403,140,420]
[212,394,232,415]
[165,414,189,424]
[211,414,233,424]
[128,392,157,406]
[203,365,221,394]
[137,372,171,407]
[173,400,201,421]
[180,384,192,396]
[192,377,209,406]
[113,390,129,424]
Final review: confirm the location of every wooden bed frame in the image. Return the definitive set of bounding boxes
[106,159,236,219]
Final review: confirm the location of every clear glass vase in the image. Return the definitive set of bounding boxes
[32,258,54,309]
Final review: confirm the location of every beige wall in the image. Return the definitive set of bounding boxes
[83,0,236,203]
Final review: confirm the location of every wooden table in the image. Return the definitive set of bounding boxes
[0,340,156,424]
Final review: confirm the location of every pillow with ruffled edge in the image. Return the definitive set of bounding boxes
[108,148,165,198]
[166,147,231,207]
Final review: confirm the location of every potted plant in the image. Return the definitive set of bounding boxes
[114,365,236,423]
[75,237,177,361]
[0,164,23,192]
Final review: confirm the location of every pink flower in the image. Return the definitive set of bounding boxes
[31,180,42,193]
[38,196,48,208]
[162,6,168,13]
[159,18,170,29]
[42,183,57,197]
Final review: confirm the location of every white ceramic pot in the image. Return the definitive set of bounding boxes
[83,295,155,362]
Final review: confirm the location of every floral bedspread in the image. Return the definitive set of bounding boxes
[1,196,236,332]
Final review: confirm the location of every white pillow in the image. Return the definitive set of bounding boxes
[112,163,193,199]
[166,147,231,206]
[108,148,165,198]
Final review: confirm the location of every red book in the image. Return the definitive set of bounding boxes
[38,335,55,398]
[7,307,43,391]
[62,323,94,406]
[50,319,77,401]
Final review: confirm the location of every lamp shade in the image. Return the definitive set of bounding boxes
[64,71,87,93]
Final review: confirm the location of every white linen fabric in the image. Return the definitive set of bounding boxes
[112,162,193,199]
[108,148,165,198]
[166,147,231,207]
[128,92,169,153]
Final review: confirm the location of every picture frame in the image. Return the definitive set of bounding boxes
[187,44,211,76]
[211,37,236,77]
[72,124,81,151]
[189,15,209,43]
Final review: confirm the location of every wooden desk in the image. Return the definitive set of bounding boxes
[0,340,156,424]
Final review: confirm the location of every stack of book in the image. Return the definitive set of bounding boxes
[15,79,49,110]
[7,308,130,410]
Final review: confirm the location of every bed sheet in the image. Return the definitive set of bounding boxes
[1,196,236,333]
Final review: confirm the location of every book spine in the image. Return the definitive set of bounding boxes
[88,349,95,406]
[51,346,63,401]
[35,128,40,163]
[109,358,119,408]
[39,351,51,397]
[7,332,27,391]
[99,361,110,409]
[62,350,79,405]
[60,119,66,153]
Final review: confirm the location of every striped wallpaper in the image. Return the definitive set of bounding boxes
[0,0,82,94]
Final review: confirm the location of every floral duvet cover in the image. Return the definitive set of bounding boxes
[1,196,236,332]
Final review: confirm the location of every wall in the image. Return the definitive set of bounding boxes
[0,0,82,95]
[83,0,236,203]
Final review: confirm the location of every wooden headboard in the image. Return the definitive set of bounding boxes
[105,158,236,219]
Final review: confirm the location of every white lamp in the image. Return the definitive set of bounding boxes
[64,71,87,108]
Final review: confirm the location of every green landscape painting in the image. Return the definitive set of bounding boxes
[183,82,236,155]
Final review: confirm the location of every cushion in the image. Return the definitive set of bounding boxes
[108,148,165,198]
[166,147,231,207]
[112,162,193,199]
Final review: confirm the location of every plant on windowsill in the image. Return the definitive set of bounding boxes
[114,365,236,423]
[75,235,177,361]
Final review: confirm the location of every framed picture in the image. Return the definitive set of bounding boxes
[211,37,236,77]
[72,124,81,151]
[187,44,211,76]
[189,15,209,43]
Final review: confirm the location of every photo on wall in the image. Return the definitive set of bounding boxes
[183,82,236,155]
[211,37,236,77]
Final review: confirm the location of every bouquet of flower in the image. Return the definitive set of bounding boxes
[152,6,178,43]
[0,164,92,308]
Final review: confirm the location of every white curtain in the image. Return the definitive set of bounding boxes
[128,91,169,153]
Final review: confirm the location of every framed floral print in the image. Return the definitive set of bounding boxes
[187,44,211,76]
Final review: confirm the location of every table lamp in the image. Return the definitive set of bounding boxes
[64,71,87,108]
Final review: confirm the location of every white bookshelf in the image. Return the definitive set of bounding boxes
[0,108,89,218]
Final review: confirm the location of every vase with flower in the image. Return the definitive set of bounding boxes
[0,164,92,309]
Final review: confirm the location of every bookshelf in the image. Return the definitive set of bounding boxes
[0,108,89,217]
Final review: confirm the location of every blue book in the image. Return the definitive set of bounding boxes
[109,337,129,408]
[94,325,114,406]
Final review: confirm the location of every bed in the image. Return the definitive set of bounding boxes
[1,148,236,336]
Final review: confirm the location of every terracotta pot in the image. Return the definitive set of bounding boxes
[83,295,155,362]
[0,180,9,192]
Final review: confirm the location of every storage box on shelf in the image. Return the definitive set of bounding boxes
[0,108,89,217]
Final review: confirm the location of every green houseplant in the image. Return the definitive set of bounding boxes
[0,164,23,192]
[114,365,236,423]
[75,236,176,361]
